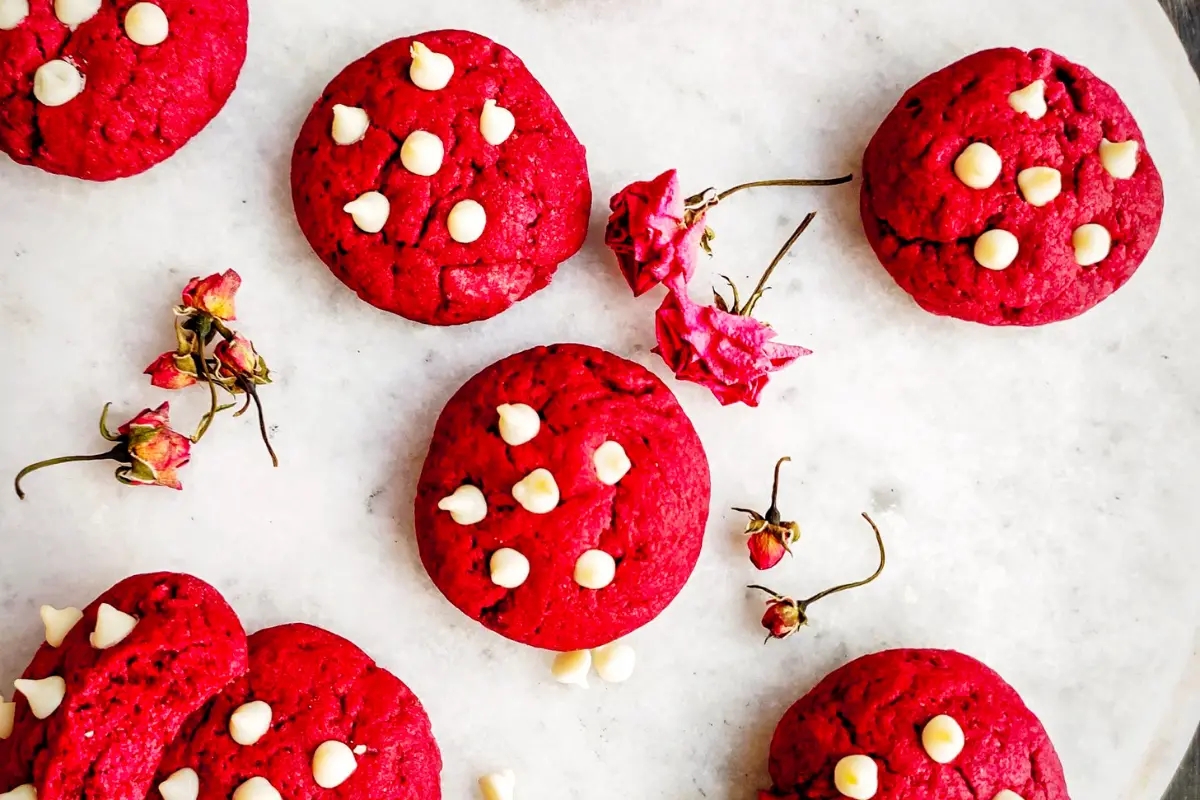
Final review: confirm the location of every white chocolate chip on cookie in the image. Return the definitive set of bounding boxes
[921,714,965,763]
[489,548,530,589]
[593,441,631,486]
[497,403,540,446]
[550,650,591,688]
[833,754,878,800]
[0,696,15,739]
[1073,223,1112,266]
[974,229,1019,271]
[54,0,99,27]
[0,785,35,800]
[158,768,200,800]
[1017,166,1062,207]
[409,42,454,91]
[34,60,84,107]
[447,200,487,244]
[993,792,1025,800]
[40,605,82,647]
[232,778,280,800]
[312,741,358,789]
[953,142,1002,189]
[331,105,369,146]
[1008,80,1047,120]
[124,3,168,46]
[480,100,516,146]
[574,549,616,590]
[400,131,444,177]
[14,676,66,719]
[1100,138,1139,180]
[438,485,487,525]
[511,468,558,514]
[352,745,367,756]
[343,192,390,234]
[90,603,138,649]
[0,0,29,30]
[592,642,636,683]
[229,700,272,746]
[479,769,516,800]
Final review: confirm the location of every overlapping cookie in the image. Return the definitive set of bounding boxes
[760,649,1069,800]
[291,30,591,326]
[153,624,441,800]
[0,573,248,800]
[862,48,1164,325]
[0,0,249,180]
[415,344,711,651]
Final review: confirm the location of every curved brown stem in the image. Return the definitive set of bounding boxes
[742,213,818,318]
[801,513,885,607]
[14,446,126,500]
[716,175,853,203]
[244,382,279,467]
[766,456,792,523]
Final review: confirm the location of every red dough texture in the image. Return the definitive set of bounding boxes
[763,649,1070,800]
[291,30,591,326]
[0,0,248,181]
[0,573,248,800]
[415,344,711,651]
[861,48,1164,325]
[154,624,442,800]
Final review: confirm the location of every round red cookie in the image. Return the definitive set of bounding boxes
[154,624,442,800]
[861,48,1164,325]
[290,30,591,327]
[0,0,248,181]
[414,343,711,651]
[762,649,1069,800]
[0,572,248,800]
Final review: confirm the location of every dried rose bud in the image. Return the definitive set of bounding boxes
[215,334,270,384]
[181,269,241,321]
[734,457,801,570]
[144,352,198,390]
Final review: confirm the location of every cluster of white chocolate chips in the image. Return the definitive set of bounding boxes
[436,403,633,593]
[338,42,517,245]
[950,79,1140,271]
[550,641,637,687]
[830,714,1026,800]
[1,0,172,108]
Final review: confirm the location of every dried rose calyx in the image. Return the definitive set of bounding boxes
[734,457,801,570]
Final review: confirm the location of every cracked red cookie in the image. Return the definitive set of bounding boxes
[290,30,591,327]
[0,572,248,800]
[414,343,711,651]
[153,624,441,800]
[0,0,248,181]
[861,47,1164,326]
[761,649,1069,800]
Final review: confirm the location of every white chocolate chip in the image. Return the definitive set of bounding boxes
[1008,80,1047,120]
[973,229,1019,271]
[33,60,84,107]
[1073,223,1112,266]
[14,676,66,720]
[124,3,168,46]
[993,792,1025,800]
[90,603,138,649]
[84,731,93,738]
[437,485,487,526]
[921,714,965,763]
[591,642,636,683]
[409,42,454,91]
[232,777,280,800]
[0,697,14,739]
[352,745,366,756]
[343,192,390,234]
[0,0,29,30]
[573,549,616,590]
[1016,167,1062,208]
[952,142,1002,190]
[593,441,631,486]
[399,130,444,177]
[447,200,487,244]
[489,548,531,589]
[331,105,369,146]
[40,605,82,648]
[1100,138,1139,180]
[54,0,99,26]
[550,650,591,688]
[0,785,35,800]
[833,755,878,800]
[497,404,540,446]
[511,468,559,514]
[229,701,272,746]
[478,770,516,800]
[158,768,199,800]
[312,741,357,789]
[480,100,515,146]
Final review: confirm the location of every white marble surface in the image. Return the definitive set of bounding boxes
[1,0,1199,798]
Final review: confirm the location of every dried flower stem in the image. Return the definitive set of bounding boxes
[14,447,126,500]
[742,212,818,317]
[716,176,853,203]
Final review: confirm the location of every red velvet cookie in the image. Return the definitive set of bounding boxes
[415,343,711,651]
[762,649,1069,800]
[290,30,591,327]
[0,0,248,181]
[0,573,248,800]
[153,624,441,800]
[861,48,1163,325]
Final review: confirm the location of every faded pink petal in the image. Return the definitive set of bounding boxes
[604,170,701,296]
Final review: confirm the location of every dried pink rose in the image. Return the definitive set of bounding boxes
[144,352,198,390]
[604,170,702,297]
[181,269,241,320]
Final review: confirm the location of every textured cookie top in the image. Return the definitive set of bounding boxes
[290,30,591,327]
[154,624,442,800]
[764,649,1069,800]
[862,47,1164,325]
[0,572,248,800]
[415,344,711,651]
[0,0,248,181]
